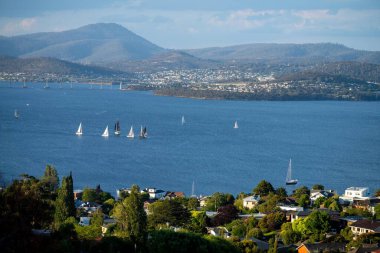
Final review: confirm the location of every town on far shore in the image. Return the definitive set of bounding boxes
[1,165,379,253]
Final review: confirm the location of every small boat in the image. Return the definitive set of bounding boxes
[127,126,134,138]
[285,159,298,185]
[76,122,83,136]
[44,81,50,89]
[234,121,238,129]
[139,126,148,139]
[181,116,185,125]
[114,121,121,135]
[101,126,109,137]
[14,109,19,119]
[22,80,27,88]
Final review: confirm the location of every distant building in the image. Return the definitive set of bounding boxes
[116,188,132,199]
[73,189,83,200]
[297,242,346,253]
[340,187,371,204]
[164,191,185,199]
[310,189,335,205]
[242,195,260,210]
[199,196,210,207]
[206,227,231,239]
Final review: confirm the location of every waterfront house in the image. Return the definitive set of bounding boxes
[242,195,260,209]
[349,220,380,236]
[164,191,185,199]
[199,196,210,207]
[116,188,132,199]
[142,187,166,199]
[340,187,371,204]
[310,189,335,205]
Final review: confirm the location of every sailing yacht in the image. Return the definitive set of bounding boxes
[285,159,298,185]
[23,80,27,88]
[234,121,239,129]
[76,123,83,136]
[127,126,135,138]
[14,109,19,119]
[102,126,109,137]
[139,126,148,139]
[44,81,50,89]
[181,116,185,125]
[114,121,121,135]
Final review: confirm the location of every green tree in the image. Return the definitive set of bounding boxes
[280,222,301,245]
[82,187,97,202]
[375,189,380,197]
[328,199,342,212]
[340,226,353,241]
[297,194,310,208]
[148,199,191,228]
[41,164,59,192]
[114,185,147,251]
[54,175,75,230]
[187,197,199,210]
[252,180,275,197]
[292,186,310,199]
[204,192,235,211]
[375,204,380,219]
[275,187,288,198]
[312,184,325,190]
[304,210,331,240]
[188,211,209,233]
[258,211,285,232]
[313,196,326,208]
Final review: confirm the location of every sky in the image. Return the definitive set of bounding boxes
[0,0,379,51]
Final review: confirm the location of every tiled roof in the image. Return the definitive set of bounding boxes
[350,220,380,230]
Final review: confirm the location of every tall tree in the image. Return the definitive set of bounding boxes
[54,174,75,230]
[114,185,147,251]
[41,164,59,192]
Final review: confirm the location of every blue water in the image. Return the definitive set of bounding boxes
[0,82,379,196]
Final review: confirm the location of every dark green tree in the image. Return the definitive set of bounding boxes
[292,186,310,199]
[148,199,191,228]
[41,164,59,192]
[54,174,75,230]
[297,194,310,208]
[252,180,275,197]
[82,188,97,202]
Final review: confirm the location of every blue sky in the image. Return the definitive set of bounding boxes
[0,0,379,50]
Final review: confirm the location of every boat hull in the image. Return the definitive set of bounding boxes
[286,180,298,185]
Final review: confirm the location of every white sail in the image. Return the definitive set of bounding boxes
[286,159,298,185]
[76,122,83,136]
[234,121,238,129]
[127,126,134,138]
[181,116,185,125]
[14,109,19,119]
[102,126,109,137]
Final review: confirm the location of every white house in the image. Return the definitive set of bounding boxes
[339,187,371,204]
[142,187,166,199]
[310,190,335,204]
[243,195,260,210]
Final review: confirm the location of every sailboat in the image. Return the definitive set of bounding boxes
[101,126,109,137]
[44,81,50,89]
[234,121,239,129]
[127,126,135,138]
[14,109,19,119]
[181,116,185,125]
[285,159,298,185]
[22,80,27,88]
[76,122,83,136]
[139,126,148,139]
[114,121,121,135]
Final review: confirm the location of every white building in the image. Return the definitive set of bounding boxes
[142,187,166,199]
[339,187,371,204]
[243,195,260,210]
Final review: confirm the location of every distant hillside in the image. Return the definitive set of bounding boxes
[108,51,219,72]
[0,23,165,64]
[0,55,125,76]
[185,43,380,65]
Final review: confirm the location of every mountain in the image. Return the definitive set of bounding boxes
[107,51,219,72]
[0,55,125,76]
[0,23,166,64]
[184,43,380,65]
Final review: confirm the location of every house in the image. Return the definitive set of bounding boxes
[199,196,210,207]
[242,195,260,209]
[340,187,371,204]
[348,243,380,253]
[291,208,340,223]
[78,202,102,215]
[142,187,166,199]
[310,189,335,204]
[206,227,231,238]
[164,191,185,199]
[297,242,346,253]
[116,188,132,199]
[349,220,380,236]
